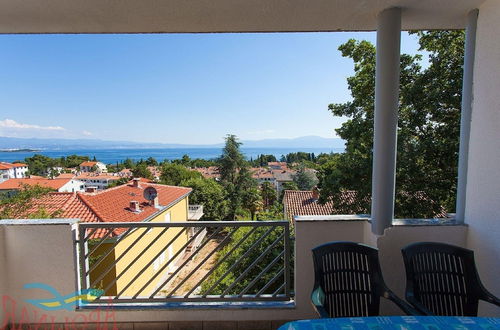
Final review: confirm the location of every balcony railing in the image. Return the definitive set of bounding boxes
[76,220,291,306]
[188,205,204,220]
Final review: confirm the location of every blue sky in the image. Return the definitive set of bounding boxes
[0,32,424,144]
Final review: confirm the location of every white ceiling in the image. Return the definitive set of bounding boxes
[0,0,484,34]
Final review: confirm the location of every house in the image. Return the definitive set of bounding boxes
[147,166,161,181]
[250,167,276,185]
[0,162,28,183]
[272,169,296,193]
[0,177,85,197]
[192,166,220,180]
[118,168,133,178]
[79,161,107,173]
[283,189,365,223]
[75,172,121,190]
[8,179,201,297]
[268,161,288,170]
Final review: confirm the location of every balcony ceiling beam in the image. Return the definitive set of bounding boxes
[0,0,484,34]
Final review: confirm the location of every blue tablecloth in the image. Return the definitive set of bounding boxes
[279,316,500,329]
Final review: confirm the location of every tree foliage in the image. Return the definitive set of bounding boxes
[318,31,464,218]
[261,182,277,209]
[217,135,257,220]
[131,163,153,180]
[293,166,319,190]
[0,184,60,219]
[200,222,286,295]
[180,177,229,221]
[160,163,201,186]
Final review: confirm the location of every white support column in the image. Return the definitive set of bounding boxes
[371,7,401,235]
[455,9,478,224]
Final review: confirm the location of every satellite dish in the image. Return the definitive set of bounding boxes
[143,186,158,201]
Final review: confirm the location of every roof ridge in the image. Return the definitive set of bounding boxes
[76,193,104,222]
[60,192,79,211]
[145,182,192,190]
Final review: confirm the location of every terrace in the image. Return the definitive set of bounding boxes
[0,0,499,328]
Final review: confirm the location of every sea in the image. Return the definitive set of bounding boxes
[0,147,344,164]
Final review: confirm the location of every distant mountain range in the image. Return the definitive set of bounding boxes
[0,135,345,150]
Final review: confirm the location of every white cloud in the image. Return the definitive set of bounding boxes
[0,119,65,131]
[82,130,92,136]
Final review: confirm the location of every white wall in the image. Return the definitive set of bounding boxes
[60,179,85,193]
[377,225,468,315]
[0,225,6,311]
[294,217,370,317]
[0,220,304,326]
[465,0,500,316]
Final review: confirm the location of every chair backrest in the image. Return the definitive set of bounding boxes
[312,241,386,317]
[402,242,483,316]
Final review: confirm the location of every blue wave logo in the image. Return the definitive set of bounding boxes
[24,283,104,311]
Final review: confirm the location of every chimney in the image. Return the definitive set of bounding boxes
[86,186,97,193]
[152,196,159,208]
[312,186,320,200]
[132,178,141,188]
[130,201,140,212]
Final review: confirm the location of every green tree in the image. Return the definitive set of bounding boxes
[0,184,60,219]
[218,135,257,220]
[64,155,90,168]
[200,221,286,295]
[319,31,464,218]
[145,157,158,166]
[180,177,229,220]
[123,158,135,169]
[261,182,277,209]
[293,166,319,190]
[132,163,153,179]
[160,163,201,186]
[242,188,263,220]
[218,135,246,185]
[24,154,57,176]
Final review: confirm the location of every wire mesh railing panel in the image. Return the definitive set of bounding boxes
[76,221,291,304]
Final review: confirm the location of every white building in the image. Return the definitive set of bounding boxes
[0,177,85,197]
[75,173,120,190]
[79,161,107,173]
[0,162,29,183]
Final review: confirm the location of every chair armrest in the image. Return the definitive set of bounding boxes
[385,290,422,316]
[405,294,435,316]
[479,287,500,308]
[311,286,329,318]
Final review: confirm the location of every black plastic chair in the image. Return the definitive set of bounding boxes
[402,242,500,316]
[311,241,417,317]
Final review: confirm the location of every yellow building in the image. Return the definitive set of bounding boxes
[22,178,203,298]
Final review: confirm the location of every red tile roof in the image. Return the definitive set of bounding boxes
[192,167,220,179]
[283,190,360,221]
[79,182,191,224]
[80,161,98,167]
[0,178,73,190]
[32,192,101,223]
[56,173,76,179]
[5,182,192,238]
[0,162,28,170]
